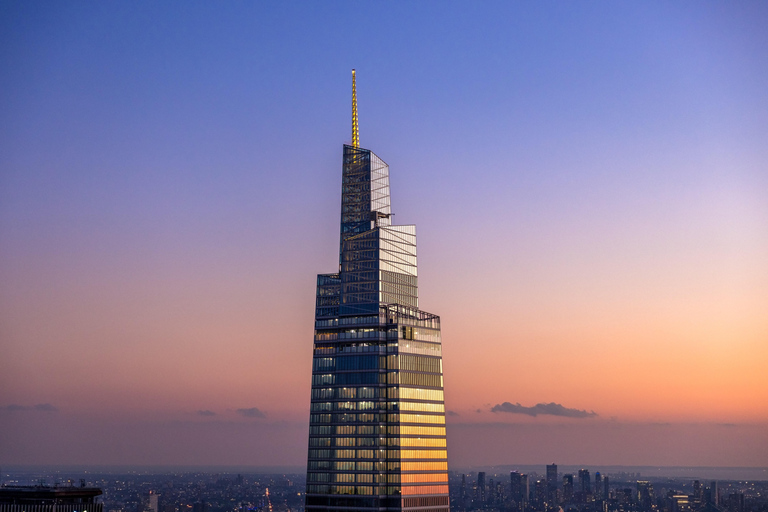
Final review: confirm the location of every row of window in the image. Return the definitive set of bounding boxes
[308,425,446,436]
[316,306,340,318]
[399,413,446,425]
[313,344,387,355]
[342,283,383,296]
[401,473,449,483]
[400,437,447,447]
[318,287,340,297]
[314,355,384,371]
[309,412,446,425]
[310,413,383,424]
[400,372,443,388]
[305,485,401,496]
[315,331,387,342]
[341,212,371,224]
[401,449,448,459]
[309,437,387,448]
[309,401,383,412]
[314,352,443,374]
[341,272,379,284]
[307,472,448,484]
[380,259,417,277]
[307,460,448,472]
[308,449,447,460]
[312,338,441,356]
[314,355,382,371]
[400,387,444,401]
[402,496,450,508]
[310,400,445,414]
[308,461,393,471]
[381,287,418,305]
[308,473,394,484]
[305,484,448,497]
[314,372,382,386]
[398,342,442,356]
[399,354,442,373]
[342,249,380,262]
[309,437,446,448]
[380,238,416,256]
[311,371,443,389]
[381,269,417,287]
[402,485,450,496]
[315,315,378,328]
[317,296,340,307]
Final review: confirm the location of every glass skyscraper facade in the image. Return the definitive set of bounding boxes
[305,143,449,512]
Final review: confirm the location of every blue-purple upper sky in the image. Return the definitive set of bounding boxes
[1,1,767,467]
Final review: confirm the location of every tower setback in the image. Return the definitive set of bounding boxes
[304,71,449,512]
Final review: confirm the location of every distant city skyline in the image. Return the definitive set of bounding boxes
[1,1,767,467]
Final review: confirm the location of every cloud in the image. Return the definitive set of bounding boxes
[446,410,460,417]
[2,403,58,412]
[236,407,266,418]
[197,410,216,417]
[491,402,597,418]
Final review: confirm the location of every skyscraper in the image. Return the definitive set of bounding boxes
[305,70,449,512]
[637,481,654,510]
[594,472,602,499]
[546,463,558,505]
[578,469,591,495]
[510,472,529,511]
[562,474,574,503]
[477,472,486,505]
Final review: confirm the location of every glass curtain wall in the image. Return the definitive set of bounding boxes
[306,145,449,512]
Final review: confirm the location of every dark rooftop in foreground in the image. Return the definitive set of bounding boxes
[0,485,102,504]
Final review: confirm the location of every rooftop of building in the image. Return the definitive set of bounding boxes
[0,485,102,504]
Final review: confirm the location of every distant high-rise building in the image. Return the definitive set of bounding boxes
[726,493,745,512]
[603,476,610,499]
[578,469,591,494]
[546,464,558,504]
[693,481,703,507]
[637,481,654,510]
[669,494,691,512]
[562,475,574,503]
[511,472,529,509]
[594,472,602,499]
[147,492,158,512]
[534,480,547,509]
[488,477,495,505]
[477,472,486,504]
[707,481,718,505]
[304,70,449,512]
[460,474,467,512]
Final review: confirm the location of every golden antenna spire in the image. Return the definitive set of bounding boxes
[352,69,359,148]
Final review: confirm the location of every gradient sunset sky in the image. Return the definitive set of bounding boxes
[1,1,767,468]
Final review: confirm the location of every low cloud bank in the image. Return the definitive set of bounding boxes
[236,407,266,418]
[491,401,597,418]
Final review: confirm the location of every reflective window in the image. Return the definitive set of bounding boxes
[400,449,448,459]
